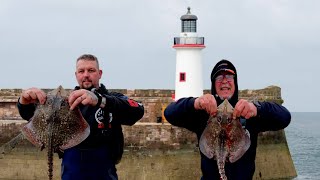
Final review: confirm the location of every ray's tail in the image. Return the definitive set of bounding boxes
[217,158,228,180]
[47,122,54,180]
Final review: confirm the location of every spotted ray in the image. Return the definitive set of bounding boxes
[1,86,90,180]
[199,99,251,180]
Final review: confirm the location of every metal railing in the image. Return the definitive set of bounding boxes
[174,37,204,45]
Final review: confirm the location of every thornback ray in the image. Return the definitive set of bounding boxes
[0,86,90,180]
[199,99,251,180]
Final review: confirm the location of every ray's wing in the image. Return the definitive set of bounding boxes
[227,118,251,163]
[53,100,90,150]
[199,117,221,159]
[21,103,52,149]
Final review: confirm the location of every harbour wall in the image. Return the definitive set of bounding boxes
[0,86,296,179]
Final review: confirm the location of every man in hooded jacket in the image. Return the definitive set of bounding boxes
[164,59,291,180]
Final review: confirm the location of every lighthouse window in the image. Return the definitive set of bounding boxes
[180,72,186,82]
[182,20,196,32]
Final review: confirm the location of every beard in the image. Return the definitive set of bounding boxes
[83,85,94,91]
[80,81,94,90]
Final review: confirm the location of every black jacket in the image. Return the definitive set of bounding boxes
[164,97,291,180]
[17,84,144,163]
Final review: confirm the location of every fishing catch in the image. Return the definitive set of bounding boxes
[1,86,90,180]
[199,99,251,180]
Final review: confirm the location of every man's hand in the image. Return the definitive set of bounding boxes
[68,89,99,110]
[233,99,257,119]
[194,94,217,116]
[19,87,46,105]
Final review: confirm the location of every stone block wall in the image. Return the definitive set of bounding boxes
[204,85,283,104]
[0,85,297,179]
[0,86,283,123]
[122,123,197,150]
[0,121,24,144]
[0,101,20,120]
[0,85,288,151]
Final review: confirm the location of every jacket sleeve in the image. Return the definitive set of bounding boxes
[103,92,144,126]
[16,98,36,121]
[164,97,208,133]
[253,101,291,132]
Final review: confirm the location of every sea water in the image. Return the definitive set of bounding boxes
[285,112,320,180]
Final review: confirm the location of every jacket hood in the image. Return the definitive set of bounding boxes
[210,59,238,107]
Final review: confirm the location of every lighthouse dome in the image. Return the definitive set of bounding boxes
[180,7,198,21]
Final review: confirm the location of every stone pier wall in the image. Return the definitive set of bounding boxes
[0,86,297,179]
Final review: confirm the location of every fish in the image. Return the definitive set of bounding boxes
[199,99,251,180]
[1,86,90,180]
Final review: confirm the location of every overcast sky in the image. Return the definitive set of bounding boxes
[1,0,319,112]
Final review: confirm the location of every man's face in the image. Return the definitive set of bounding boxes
[214,72,235,100]
[75,60,102,89]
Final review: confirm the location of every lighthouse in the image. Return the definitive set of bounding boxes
[173,7,205,101]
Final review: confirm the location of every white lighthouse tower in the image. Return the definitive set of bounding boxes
[173,7,205,101]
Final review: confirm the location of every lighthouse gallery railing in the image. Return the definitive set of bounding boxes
[174,37,204,45]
